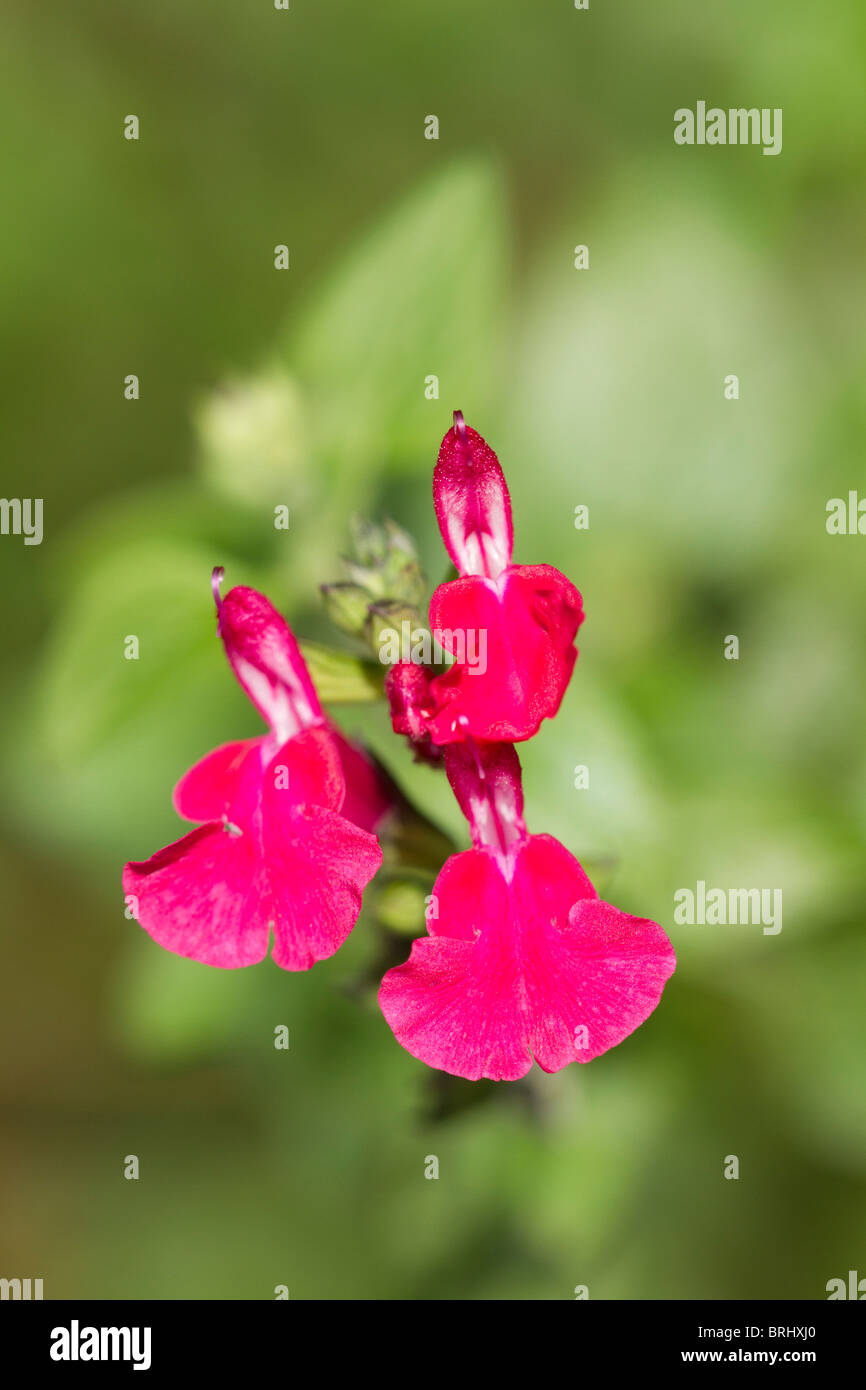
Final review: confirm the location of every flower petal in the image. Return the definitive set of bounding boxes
[379,850,526,1078]
[443,742,526,854]
[383,661,443,766]
[173,738,266,824]
[263,804,383,970]
[514,836,675,1073]
[433,415,513,579]
[123,822,269,968]
[426,564,583,743]
[218,585,323,743]
[379,836,674,1081]
[263,726,346,813]
[127,722,381,970]
[329,726,402,831]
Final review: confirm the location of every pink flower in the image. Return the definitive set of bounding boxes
[384,661,444,766]
[420,413,584,745]
[123,571,383,970]
[379,741,675,1081]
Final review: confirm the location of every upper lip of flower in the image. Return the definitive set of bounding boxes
[211,566,325,745]
[433,410,514,580]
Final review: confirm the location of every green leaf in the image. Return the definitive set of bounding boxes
[114,939,255,1062]
[15,531,267,853]
[298,639,383,703]
[283,158,509,488]
[38,537,241,766]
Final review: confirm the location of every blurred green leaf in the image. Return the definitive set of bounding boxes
[38,538,235,765]
[283,158,509,485]
[298,639,383,702]
[13,531,266,852]
[717,933,866,1169]
[115,939,253,1062]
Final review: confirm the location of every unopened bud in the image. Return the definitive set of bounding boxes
[320,583,373,638]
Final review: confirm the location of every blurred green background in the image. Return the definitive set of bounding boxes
[2,0,866,1300]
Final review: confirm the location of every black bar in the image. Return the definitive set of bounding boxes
[2,1299,861,1373]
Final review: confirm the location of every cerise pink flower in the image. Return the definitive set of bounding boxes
[384,660,444,766]
[379,740,675,1081]
[393,413,584,746]
[122,572,383,970]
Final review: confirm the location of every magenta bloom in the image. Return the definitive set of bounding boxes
[123,573,383,970]
[419,413,584,745]
[379,742,675,1081]
[384,661,444,766]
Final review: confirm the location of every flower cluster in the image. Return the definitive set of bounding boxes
[124,414,675,1081]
